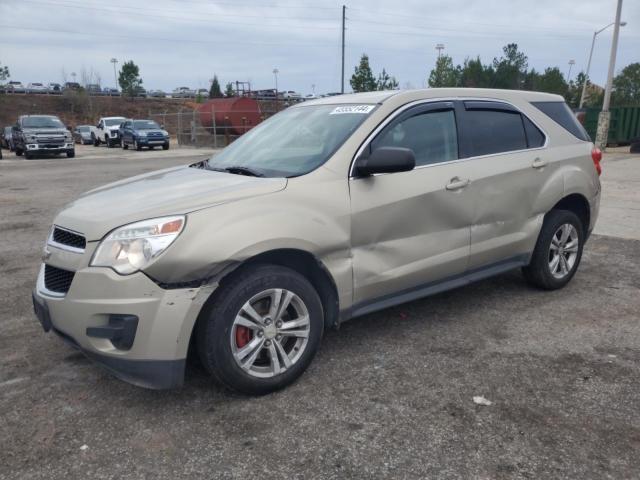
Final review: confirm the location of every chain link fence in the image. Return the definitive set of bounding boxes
[148,102,289,148]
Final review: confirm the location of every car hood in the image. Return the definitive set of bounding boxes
[54,165,287,241]
[23,128,68,135]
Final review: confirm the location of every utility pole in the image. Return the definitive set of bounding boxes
[436,43,445,59]
[566,59,576,82]
[110,58,118,90]
[596,0,624,149]
[341,5,346,94]
[273,68,279,111]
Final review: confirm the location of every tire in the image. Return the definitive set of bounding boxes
[134,140,142,151]
[197,264,324,395]
[122,139,128,150]
[162,143,170,150]
[25,150,34,159]
[16,148,23,156]
[93,135,99,147]
[522,209,585,290]
[106,136,112,148]
[66,150,75,158]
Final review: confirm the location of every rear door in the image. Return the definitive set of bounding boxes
[458,101,554,269]
[350,101,473,306]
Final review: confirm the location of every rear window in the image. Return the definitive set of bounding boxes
[531,101,591,142]
[464,109,527,156]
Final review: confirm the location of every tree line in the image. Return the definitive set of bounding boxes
[349,45,640,108]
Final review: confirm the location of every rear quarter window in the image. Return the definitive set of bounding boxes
[464,109,527,156]
[531,101,591,142]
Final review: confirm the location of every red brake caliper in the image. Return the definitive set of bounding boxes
[235,326,252,348]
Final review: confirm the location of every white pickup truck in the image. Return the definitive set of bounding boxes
[90,116,126,148]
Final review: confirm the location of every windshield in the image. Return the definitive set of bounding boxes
[206,104,375,178]
[105,118,124,126]
[78,126,90,132]
[22,116,64,128]
[133,120,160,130]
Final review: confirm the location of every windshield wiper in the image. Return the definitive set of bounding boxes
[222,166,264,177]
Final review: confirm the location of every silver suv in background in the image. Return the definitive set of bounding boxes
[32,88,600,394]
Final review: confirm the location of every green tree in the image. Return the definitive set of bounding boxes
[350,54,377,92]
[492,43,528,89]
[118,60,143,98]
[428,54,460,87]
[225,82,235,97]
[535,67,568,96]
[209,75,223,98]
[612,62,640,106]
[376,68,399,90]
[565,71,587,108]
[460,56,493,88]
[0,61,9,83]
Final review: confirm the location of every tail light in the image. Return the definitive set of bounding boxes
[591,147,602,176]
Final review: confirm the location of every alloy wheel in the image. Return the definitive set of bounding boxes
[230,288,310,378]
[548,223,579,279]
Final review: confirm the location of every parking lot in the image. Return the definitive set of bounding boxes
[1,146,639,479]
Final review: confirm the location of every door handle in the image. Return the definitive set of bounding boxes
[532,157,548,169]
[446,177,470,191]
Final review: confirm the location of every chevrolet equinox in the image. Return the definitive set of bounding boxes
[32,89,601,394]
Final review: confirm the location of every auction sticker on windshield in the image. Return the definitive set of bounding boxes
[330,105,375,115]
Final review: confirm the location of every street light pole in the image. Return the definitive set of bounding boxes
[273,68,279,111]
[436,43,444,59]
[566,59,576,82]
[110,58,118,91]
[596,0,624,149]
[579,20,626,108]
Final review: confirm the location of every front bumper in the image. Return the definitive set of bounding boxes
[33,263,210,389]
[27,143,74,152]
[136,137,169,146]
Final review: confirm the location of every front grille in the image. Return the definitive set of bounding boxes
[52,227,86,250]
[44,265,75,294]
[36,136,64,146]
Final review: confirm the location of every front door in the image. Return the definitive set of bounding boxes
[349,102,473,307]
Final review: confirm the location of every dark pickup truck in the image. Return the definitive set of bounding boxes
[12,115,75,159]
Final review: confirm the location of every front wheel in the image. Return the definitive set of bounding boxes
[162,143,170,150]
[134,139,142,151]
[66,150,75,158]
[197,265,324,395]
[522,209,584,290]
[92,135,99,147]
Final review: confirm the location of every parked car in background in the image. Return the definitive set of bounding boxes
[148,89,166,98]
[73,125,93,145]
[47,83,62,94]
[304,94,318,100]
[120,119,170,151]
[7,81,25,93]
[282,91,302,101]
[30,89,601,394]
[172,87,194,98]
[12,114,74,159]
[90,116,126,147]
[63,82,81,91]
[86,84,102,95]
[102,87,120,96]
[1,126,14,150]
[27,83,48,94]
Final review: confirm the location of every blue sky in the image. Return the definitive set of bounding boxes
[0,0,638,95]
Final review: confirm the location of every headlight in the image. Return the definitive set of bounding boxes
[137,131,147,137]
[162,130,169,137]
[65,132,72,140]
[91,216,185,274]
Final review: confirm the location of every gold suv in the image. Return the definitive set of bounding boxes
[32,88,601,394]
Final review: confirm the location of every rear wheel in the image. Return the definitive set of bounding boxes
[197,264,323,395]
[522,209,584,290]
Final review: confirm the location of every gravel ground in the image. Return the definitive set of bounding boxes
[1,146,639,479]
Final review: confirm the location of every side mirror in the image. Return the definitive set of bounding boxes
[354,147,416,177]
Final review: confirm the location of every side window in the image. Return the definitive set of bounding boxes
[523,116,545,148]
[464,109,527,156]
[531,101,590,142]
[372,109,458,166]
